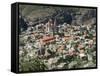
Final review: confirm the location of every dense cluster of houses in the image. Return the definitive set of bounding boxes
[19,18,96,70]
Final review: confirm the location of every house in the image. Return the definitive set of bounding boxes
[40,35,56,44]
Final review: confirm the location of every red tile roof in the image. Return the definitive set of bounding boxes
[41,36,56,44]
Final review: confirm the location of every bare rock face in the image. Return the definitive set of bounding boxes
[19,6,96,32]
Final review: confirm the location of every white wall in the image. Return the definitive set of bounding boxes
[0,0,99,76]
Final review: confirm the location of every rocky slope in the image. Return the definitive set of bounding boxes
[19,5,96,32]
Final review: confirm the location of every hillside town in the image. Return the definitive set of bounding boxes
[19,6,96,72]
